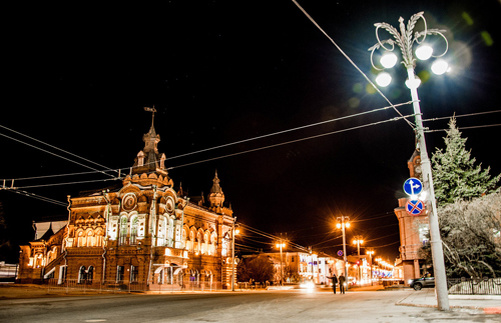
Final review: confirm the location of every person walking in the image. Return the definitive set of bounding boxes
[339,274,346,294]
[330,274,338,294]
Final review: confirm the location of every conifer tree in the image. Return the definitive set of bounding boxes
[431,117,500,206]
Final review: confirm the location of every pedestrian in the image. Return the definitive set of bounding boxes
[330,274,338,294]
[339,274,346,294]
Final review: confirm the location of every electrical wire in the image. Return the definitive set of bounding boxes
[1,101,413,183]
[426,124,501,133]
[0,124,118,177]
[164,101,413,162]
[422,110,501,122]
[290,0,415,130]
[167,113,413,171]
[3,188,67,207]
[0,131,117,180]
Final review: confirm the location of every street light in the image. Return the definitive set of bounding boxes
[275,241,286,286]
[352,236,364,283]
[369,12,450,311]
[366,249,375,286]
[352,236,364,256]
[231,223,240,291]
[336,215,350,290]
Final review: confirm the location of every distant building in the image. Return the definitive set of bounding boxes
[17,113,236,289]
[260,251,343,285]
[394,150,430,285]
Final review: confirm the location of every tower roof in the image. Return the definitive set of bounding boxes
[132,107,168,178]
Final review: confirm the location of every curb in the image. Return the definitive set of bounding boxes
[484,307,501,315]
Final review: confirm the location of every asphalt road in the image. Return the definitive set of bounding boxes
[0,290,497,323]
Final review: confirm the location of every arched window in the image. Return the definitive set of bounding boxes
[78,266,86,283]
[168,218,174,241]
[157,216,167,246]
[211,232,217,255]
[130,216,138,245]
[119,216,128,246]
[87,266,94,283]
[86,230,94,247]
[197,231,203,253]
[95,228,104,247]
[77,230,85,247]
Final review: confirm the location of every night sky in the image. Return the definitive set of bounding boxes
[2,0,500,262]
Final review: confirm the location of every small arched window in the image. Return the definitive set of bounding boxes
[119,216,128,246]
[78,266,86,283]
[130,216,138,245]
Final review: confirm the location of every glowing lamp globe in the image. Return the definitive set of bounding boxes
[431,59,449,75]
[380,52,398,68]
[415,44,433,60]
[375,72,392,87]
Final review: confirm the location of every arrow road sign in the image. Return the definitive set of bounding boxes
[403,177,423,196]
[406,199,425,216]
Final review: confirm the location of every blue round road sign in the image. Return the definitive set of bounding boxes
[337,250,343,257]
[403,177,423,196]
[406,199,425,216]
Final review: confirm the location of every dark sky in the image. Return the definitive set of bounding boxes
[2,0,500,262]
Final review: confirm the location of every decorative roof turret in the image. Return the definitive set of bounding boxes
[124,106,173,188]
[208,170,225,207]
[133,106,167,176]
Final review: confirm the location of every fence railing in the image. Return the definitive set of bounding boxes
[447,277,501,295]
[44,279,228,294]
[0,263,18,282]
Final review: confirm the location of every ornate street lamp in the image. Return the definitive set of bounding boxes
[368,12,450,311]
[336,216,350,291]
[275,241,286,286]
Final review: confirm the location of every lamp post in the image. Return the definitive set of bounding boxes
[276,241,286,286]
[231,223,239,292]
[366,249,375,286]
[352,236,364,283]
[369,12,450,311]
[336,215,350,291]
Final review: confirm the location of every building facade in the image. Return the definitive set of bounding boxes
[18,116,237,290]
[261,251,343,285]
[394,149,430,285]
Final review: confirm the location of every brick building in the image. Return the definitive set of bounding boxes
[394,149,430,285]
[17,113,237,289]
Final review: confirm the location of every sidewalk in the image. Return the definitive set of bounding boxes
[396,288,501,314]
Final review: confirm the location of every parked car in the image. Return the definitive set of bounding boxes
[409,275,435,290]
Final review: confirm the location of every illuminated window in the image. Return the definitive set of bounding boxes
[130,216,138,245]
[117,266,124,282]
[119,216,128,246]
[130,265,138,283]
[78,266,86,283]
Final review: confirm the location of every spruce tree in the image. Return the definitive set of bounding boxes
[431,117,500,206]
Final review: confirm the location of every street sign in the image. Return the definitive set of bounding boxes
[337,250,343,257]
[406,199,425,216]
[403,177,423,196]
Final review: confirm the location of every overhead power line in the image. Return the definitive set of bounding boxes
[422,110,501,122]
[426,123,501,133]
[291,0,415,130]
[3,188,67,207]
[167,113,414,171]
[0,127,117,180]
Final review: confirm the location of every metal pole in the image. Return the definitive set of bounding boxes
[279,244,284,286]
[231,221,236,291]
[406,67,449,311]
[342,218,348,291]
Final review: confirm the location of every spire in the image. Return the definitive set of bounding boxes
[208,170,225,207]
[142,106,159,155]
[210,170,223,194]
[132,106,167,176]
